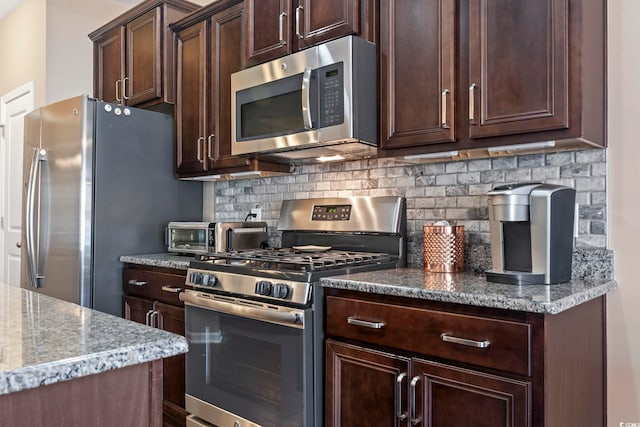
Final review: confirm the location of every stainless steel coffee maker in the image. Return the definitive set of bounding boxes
[486,183,576,285]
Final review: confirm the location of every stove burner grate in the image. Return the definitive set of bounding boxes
[196,248,392,272]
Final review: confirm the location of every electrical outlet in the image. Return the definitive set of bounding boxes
[251,208,262,221]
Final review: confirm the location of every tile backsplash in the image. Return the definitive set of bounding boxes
[209,148,611,278]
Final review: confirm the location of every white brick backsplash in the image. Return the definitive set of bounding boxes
[212,148,607,256]
[436,174,457,185]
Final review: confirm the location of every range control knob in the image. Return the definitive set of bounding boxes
[255,280,273,296]
[189,271,203,285]
[202,274,217,287]
[272,283,290,299]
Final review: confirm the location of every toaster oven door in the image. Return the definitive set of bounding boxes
[168,225,211,254]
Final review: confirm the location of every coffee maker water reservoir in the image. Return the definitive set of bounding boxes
[486,183,576,285]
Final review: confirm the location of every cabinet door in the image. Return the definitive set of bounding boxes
[296,0,360,50]
[326,340,411,427]
[125,8,162,106]
[412,359,531,427]
[380,0,456,149]
[175,21,209,175]
[93,26,125,103]
[123,295,154,325]
[209,4,253,170]
[244,0,292,65]
[155,302,187,419]
[467,0,568,138]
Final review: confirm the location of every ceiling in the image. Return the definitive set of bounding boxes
[0,0,22,22]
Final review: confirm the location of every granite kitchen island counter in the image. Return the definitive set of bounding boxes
[0,281,187,425]
[320,268,618,314]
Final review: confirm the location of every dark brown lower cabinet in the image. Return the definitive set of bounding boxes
[325,289,606,427]
[326,340,530,427]
[123,265,188,427]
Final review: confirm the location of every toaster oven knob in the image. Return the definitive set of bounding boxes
[273,283,290,299]
[255,280,273,296]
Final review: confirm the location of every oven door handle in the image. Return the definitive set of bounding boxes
[180,291,305,329]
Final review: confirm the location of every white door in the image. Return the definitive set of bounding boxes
[0,82,34,286]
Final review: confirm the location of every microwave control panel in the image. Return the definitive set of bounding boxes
[312,204,351,221]
[318,62,344,127]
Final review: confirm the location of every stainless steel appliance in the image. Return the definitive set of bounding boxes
[21,95,202,316]
[167,221,269,254]
[486,183,576,285]
[180,196,406,427]
[231,36,377,163]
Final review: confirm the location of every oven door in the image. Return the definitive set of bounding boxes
[182,291,314,427]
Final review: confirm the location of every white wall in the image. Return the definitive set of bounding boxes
[45,0,136,104]
[0,0,46,107]
[607,0,640,424]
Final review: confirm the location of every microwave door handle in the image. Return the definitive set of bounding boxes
[301,67,313,130]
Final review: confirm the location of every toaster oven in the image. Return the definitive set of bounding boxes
[167,222,268,254]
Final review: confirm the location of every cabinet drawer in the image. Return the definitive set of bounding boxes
[124,268,186,306]
[326,296,531,376]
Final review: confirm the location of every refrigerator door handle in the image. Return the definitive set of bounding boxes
[26,148,47,288]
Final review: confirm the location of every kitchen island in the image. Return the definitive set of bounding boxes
[0,282,188,426]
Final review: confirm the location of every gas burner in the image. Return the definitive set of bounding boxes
[196,248,392,272]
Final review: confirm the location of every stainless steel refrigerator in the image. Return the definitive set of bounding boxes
[20,95,202,316]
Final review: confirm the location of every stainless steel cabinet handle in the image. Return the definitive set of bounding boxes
[122,76,130,100]
[468,83,477,122]
[128,279,147,286]
[207,134,218,161]
[396,372,408,422]
[278,12,287,45]
[440,333,490,348]
[162,286,182,293]
[149,310,159,328]
[295,5,303,38]
[347,316,385,329]
[145,309,154,326]
[115,79,122,103]
[196,137,204,162]
[410,376,421,425]
[301,67,313,130]
[441,88,450,129]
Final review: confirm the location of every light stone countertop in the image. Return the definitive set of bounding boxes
[120,253,193,270]
[0,282,188,395]
[120,254,618,314]
[320,268,618,314]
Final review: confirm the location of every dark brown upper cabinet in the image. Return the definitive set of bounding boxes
[379,0,456,149]
[244,0,376,66]
[171,0,291,178]
[89,0,200,109]
[379,0,606,158]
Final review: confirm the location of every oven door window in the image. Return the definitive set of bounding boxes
[170,228,207,252]
[236,73,319,141]
[185,304,309,427]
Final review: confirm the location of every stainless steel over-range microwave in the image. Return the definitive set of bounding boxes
[231,35,377,162]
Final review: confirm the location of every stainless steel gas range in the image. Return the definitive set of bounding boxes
[180,196,407,427]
